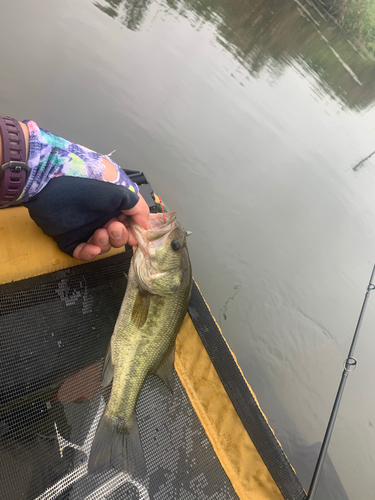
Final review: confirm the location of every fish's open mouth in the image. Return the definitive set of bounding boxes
[145,212,177,242]
[130,212,178,248]
[148,212,176,229]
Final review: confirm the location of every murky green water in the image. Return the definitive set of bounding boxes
[2,0,375,498]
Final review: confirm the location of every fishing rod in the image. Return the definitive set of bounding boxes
[353,150,375,171]
[307,264,375,500]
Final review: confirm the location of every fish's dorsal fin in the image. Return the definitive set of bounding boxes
[101,343,114,388]
[131,289,150,328]
[152,344,175,393]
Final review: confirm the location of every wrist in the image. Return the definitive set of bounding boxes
[0,116,31,207]
[0,120,30,165]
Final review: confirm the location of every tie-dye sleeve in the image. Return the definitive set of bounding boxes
[19,120,139,202]
[18,120,145,256]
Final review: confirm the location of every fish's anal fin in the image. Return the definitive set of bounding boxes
[153,344,175,393]
[88,413,146,478]
[101,343,114,388]
[131,289,150,328]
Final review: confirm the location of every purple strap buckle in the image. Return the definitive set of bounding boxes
[0,115,30,207]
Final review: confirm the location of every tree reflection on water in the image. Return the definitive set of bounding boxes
[95,0,153,31]
[94,0,375,112]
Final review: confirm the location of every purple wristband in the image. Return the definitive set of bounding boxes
[0,116,30,207]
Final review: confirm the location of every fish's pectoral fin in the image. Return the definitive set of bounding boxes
[152,344,175,393]
[131,289,150,328]
[124,272,128,280]
[101,343,114,388]
[88,413,146,478]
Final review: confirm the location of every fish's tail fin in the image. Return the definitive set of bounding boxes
[88,413,146,478]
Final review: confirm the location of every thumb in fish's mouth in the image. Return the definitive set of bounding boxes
[126,225,138,247]
[115,216,138,247]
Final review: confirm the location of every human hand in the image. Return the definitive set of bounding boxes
[14,119,152,259]
[73,193,150,261]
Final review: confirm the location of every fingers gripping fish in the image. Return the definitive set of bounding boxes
[88,212,192,476]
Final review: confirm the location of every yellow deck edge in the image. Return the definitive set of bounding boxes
[0,206,125,285]
[193,282,290,456]
[175,313,284,500]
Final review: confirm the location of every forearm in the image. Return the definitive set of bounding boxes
[1,116,150,259]
[0,119,121,185]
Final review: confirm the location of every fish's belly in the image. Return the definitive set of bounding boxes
[106,322,175,427]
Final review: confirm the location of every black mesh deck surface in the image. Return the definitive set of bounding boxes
[0,252,239,500]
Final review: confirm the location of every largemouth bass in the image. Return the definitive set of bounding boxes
[88,212,192,476]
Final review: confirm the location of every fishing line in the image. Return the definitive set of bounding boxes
[159,197,166,223]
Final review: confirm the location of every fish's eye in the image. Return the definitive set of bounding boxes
[171,239,182,251]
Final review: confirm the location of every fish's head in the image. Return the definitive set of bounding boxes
[131,212,191,296]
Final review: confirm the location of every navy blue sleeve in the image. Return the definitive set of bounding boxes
[23,176,140,257]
